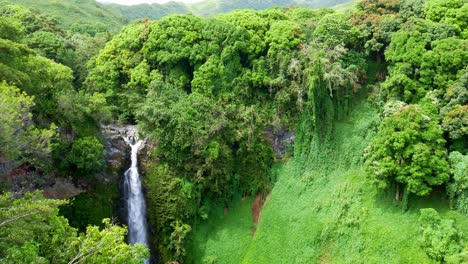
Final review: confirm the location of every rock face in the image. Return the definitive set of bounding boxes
[265,126,295,159]
[2,163,85,199]
[43,177,85,199]
[101,124,136,174]
[101,124,152,178]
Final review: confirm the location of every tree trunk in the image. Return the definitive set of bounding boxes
[395,183,400,201]
[401,185,409,213]
[376,53,382,64]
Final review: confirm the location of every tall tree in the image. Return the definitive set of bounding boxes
[365,105,450,199]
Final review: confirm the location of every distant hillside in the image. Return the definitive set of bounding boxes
[108,1,189,21]
[3,0,127,33]
[190,0,352,17]
[105,0,353,21]
[2,0,355,33]
[332,0,356,12]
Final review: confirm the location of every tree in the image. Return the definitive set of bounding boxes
[0,191,73,263]
[447,152,468,216]
[418,208,465,263]
[67,136,105,174]
[0,82,57,165]
[0,191,149,263]
[424,0,467,38]
[400,0,426,20]
[25,31,66,63]
[365,105,450,199]
[69,219,149,264]
[312,13,358,49]
[0,16,25,41]
[168,220,192,262]
[383,21,467,103]
[441,69,468,145]
[351,0,401,57]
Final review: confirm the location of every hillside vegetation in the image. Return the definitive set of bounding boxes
[189,0,352,17]
[107,0,354,21]
[3,0,127,33]
[0,0,466,263]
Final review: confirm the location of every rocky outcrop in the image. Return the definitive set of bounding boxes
[265,126,295,159]
[101,124,153,178]
[2,163,85,199]
[101,124,135,172]
[43,177,85,199]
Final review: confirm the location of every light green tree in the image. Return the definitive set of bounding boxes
[418,208,465,263]
[447,152,468,216]
[0,82,57,164]
[0,191,149,263]
[365,105,450,199]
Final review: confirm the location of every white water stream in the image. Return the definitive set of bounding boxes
[123,136,149,263]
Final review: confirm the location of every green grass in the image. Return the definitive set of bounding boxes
[189,100,468,263]
[187,197,254,264]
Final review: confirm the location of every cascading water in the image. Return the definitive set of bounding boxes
[123,135,150,263]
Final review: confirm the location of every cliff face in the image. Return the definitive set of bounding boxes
[101,124,134,178]
[101,124,153,177]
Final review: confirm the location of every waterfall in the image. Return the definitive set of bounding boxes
[123,135,150,263]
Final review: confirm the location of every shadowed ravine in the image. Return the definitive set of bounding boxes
[123,136,150,263]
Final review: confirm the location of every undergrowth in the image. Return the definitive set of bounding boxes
[188,100,468,263]
[187,197,254,264]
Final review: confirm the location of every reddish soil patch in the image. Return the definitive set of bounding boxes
[8,163,34,177]
[251,192,270,236]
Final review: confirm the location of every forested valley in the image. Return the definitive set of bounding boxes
[0,0,467,263]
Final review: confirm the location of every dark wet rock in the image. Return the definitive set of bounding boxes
[101,124,135,173]
[0,159,16,177]
[43,177,85,199]
[101,124,152,178]
[265,125,295,159]
[2,163,84,199]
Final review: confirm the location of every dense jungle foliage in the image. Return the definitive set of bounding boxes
[0,0,467,263]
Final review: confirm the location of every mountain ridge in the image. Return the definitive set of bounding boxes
[107,0,355,21]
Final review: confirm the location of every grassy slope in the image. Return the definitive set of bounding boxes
[188,197,254,264]
[189,98,468,263]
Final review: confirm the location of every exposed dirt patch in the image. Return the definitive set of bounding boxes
[251,192,270,236]
[319,242,334,264]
